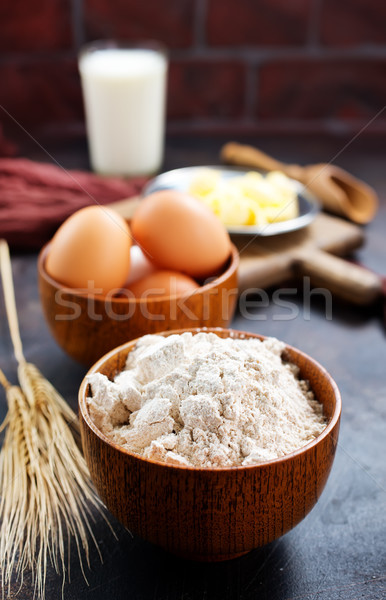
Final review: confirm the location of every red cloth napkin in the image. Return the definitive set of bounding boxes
[0,158,147,249]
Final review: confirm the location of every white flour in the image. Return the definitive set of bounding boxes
[87,332,326,467]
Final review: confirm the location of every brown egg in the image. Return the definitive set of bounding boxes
[127,270,199,298]
[46,206,131,295]
[131,190,231,279]
[125,245,157,286]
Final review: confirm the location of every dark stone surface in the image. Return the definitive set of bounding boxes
[0,136,385,599]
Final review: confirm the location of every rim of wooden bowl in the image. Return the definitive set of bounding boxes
[79,327,341,472]
[38,243,239,303]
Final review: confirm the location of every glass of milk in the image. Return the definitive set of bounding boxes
[79,40,168,176]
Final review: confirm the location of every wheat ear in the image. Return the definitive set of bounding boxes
[0,240,112,599]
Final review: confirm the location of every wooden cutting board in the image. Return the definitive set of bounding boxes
[110,197,382,306]
[234,212,381,305]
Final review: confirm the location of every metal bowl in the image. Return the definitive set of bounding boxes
[143,166,319,236]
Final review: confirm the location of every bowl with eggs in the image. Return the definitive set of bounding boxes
[38,193,238,366]
[79,327,341,561]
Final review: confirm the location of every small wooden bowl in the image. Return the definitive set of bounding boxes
[79,328,341,562]
[38,245,238,366]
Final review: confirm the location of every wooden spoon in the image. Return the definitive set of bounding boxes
[221,142,378,224]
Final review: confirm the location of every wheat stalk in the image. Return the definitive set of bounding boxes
[0,239,111,599]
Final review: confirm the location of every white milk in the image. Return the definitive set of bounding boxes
[79,47,167,176]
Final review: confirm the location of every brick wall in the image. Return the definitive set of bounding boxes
[1,0,386,140]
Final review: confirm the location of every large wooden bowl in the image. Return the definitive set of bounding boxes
[38,245,238,366]
[79,328,341,561]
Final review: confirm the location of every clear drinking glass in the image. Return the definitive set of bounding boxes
[78,40,168,176]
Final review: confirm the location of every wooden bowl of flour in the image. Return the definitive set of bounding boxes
[79,328,341,561]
